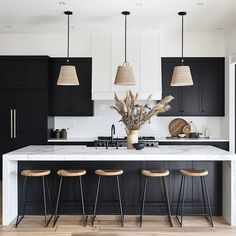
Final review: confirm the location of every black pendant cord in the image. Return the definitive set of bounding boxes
[181,14,184,65]
[124,14,127,65]
[67,13,70,63]
[122,11,130,66]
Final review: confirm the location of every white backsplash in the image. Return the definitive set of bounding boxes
[54,101,227,139]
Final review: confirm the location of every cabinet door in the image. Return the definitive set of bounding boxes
[0,57,48,89]
[51,58,94,116]
[201,60,225,116]
[161,59,181,116]
[181,61,201,115]
[26,58,48,88]
[29,90,48,144]
[92,33,112,99]
[14,90,31,149]
[0,90,16,178]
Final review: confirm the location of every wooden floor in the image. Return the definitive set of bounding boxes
[0,214,236,236]
[0,186,236,236]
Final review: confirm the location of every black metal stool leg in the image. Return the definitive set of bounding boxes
[15,176,29,228]
[45,177,53,215]
[175,175,183,219]
[162,177,173,227]
[53,176,63,227]
[79,176,88,226]
[200,177,207,217]
[140,177,147,227]
[45,176,53,227]
[176,176,186,227]
[203,176,214,227]
[42,176,52,227]
[92,176,101,226]
[116,176,124,227]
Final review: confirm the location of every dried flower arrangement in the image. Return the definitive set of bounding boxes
[111,91,174,131]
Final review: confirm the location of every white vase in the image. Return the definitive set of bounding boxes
[127,129,139,149]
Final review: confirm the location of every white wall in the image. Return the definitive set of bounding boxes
[224,27,236,152]
[0,31,227,139]
[0,33,92,56]
[0,31,225,57]
[160,30,225,57]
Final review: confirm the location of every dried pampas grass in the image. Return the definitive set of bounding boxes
[111,91,174,130]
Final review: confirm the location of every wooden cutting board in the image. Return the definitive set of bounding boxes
[169,118,188,137]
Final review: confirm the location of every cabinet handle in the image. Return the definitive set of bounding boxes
[10,109,13,138]
[13,109,16,138]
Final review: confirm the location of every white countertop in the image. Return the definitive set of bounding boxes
[47,137,229,142]
[48,137,95,142]
[3,145,234,161]
[157,137,229,142]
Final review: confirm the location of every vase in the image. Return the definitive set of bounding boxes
[127,129,139,149]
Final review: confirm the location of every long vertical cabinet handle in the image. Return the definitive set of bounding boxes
[13,109,16,138]
[10,109,13,138]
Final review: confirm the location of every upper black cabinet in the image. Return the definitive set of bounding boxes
[50,58,94,116]
[0,56,49,89]
[161,57,225,116]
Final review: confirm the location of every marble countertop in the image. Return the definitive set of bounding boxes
[3,145,234,161]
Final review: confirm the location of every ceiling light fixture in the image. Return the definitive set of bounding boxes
[57,11,79,86]
[114,11,135,85]
[170,12,193,87]
[196,2,204,6]
[58,1,66,5]
[136,2,143,6]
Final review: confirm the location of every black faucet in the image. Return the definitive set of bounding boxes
[111,124,116,143]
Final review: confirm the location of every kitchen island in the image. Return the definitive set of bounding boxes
[3,145,235,225]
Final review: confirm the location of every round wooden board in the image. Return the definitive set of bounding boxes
[169,118,188,137]
[182,124,191,137]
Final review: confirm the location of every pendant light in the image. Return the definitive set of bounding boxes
[114,11,135,85]
[57,11,79,86]
[171,12,193,86]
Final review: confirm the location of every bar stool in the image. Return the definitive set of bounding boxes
[15,170,53,228]
[53,169,87,227]
[92,169,124,227]
[176,169,213,227]
[140,169,173,227]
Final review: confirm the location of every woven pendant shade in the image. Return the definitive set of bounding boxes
[57,65,79,86]
[171,65,193,86]
[114,65,135,85]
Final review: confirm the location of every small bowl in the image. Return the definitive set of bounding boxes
[178,133,186,138]
[133,143,145,150]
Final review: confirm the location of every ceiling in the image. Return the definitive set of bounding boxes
[0,0,236,34]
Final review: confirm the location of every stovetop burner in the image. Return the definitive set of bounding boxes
[97,136,155,141]
[138,136,155,141]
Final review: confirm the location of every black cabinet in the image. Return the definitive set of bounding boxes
[201,61,225,116]
[0,89,48,177]
[50,58,94,116]
[18,161,222,216]
[0,56,49,178]
[161,58,225,116]
[0,56,49,89]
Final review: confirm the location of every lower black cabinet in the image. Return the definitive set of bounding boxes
[50,58,94,116]
[0,88,48,178]
[161,57,225,116]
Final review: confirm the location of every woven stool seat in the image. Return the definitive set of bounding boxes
[95,169,123,176]
[57,169,86,177]
[141,169,169,177]
[21,170,50,177]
